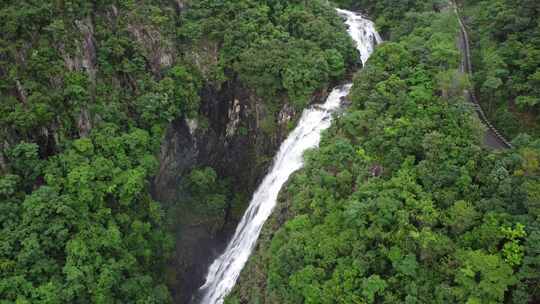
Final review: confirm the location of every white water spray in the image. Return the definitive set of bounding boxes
[336,9,382,65]
[197,9,381,304]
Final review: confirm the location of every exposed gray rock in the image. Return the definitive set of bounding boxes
[153,76,330,303]
[128,23,175,75]
[0,142,7,173]
[278,103,295,126]
[15,80,28,106]
[75,17,97,83]
[186,118,199,136]
[175,0,187,12]
[185,41,220,82]
[154,118,198,205]
[226,99,241,138]
[77,108,92,138]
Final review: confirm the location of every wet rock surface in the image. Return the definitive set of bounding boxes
[153,78,328,303]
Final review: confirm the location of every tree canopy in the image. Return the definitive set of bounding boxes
[0,0,360,302]
[226,1,540,303]
[460,0,540,138]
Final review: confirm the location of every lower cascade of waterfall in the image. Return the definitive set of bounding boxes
[194,8,381,304]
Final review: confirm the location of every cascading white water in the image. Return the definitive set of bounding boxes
[336,9,382,65]
[197,9,381,304]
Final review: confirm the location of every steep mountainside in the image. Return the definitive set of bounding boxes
[226,1,540,303]
[1,0,539,303]
[458,0,540,139]
[0,0,356,303]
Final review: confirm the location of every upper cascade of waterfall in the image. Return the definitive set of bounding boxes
[336,8,382,65]
[195,8,381,304]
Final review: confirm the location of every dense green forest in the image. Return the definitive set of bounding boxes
[0,0,355,302]
[1,0,539,303]
[459,0,540,139]
[227,0,540,303]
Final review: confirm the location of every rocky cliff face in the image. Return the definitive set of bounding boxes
[153,74,330,302]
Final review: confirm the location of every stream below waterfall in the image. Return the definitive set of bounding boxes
[194,8,382,304]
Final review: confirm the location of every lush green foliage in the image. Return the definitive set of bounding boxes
[180,167,230,230]
[0,1,201,144]
[3,0,539,302]
[0,0,358,302]
[1,127,174,303]
[460,0,540,138]
[182,0,356,109]
[0,1,190,301]
[227,3,540,304]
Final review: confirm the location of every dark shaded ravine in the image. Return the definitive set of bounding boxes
[193,8,382,304]
[152,77,333,303]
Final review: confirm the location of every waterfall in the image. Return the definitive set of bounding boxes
[196,9,381,304]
